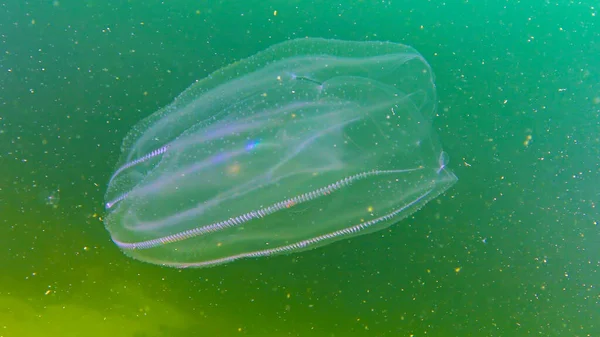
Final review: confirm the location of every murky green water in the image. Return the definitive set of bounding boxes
[1,1,598,336]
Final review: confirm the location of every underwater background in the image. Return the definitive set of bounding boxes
[0,1,598,336]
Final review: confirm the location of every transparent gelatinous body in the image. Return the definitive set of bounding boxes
[104,38,457,268]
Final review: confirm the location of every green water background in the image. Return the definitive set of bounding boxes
[1,1,598,336]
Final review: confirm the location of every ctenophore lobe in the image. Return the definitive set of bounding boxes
[104,38,457,268]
